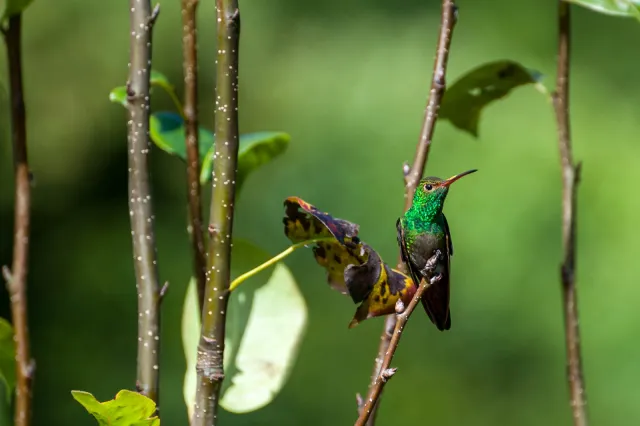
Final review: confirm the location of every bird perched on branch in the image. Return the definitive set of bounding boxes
[396,169,477,331]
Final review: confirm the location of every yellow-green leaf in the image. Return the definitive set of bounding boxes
[71,390,159,426]
[182,239,307,416]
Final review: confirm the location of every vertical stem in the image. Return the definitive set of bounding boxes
[552,2,588,426]
[181,0,207,311]
[2,14,34,426]
[126,1,162,405]
[192,1,240,425]
[362,1,457,424]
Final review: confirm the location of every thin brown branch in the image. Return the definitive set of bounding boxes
[362,1,457,423]
[192,1,240,425]
[2,14,34,426]
[126,0,162,405]
[181,0,207,311]
[552,2,587,426]
[355,253,442,426]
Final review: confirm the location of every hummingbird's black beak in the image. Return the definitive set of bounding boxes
[442,169,477,187]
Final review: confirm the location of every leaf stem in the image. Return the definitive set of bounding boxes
[192,1,240,425]
[552,3,588,426]
[2,14,34,426]
[181,0,207,312]
[126,1,162,405]
[355,253,442,426]
[230,237,335,292]
[167,89,187,120]
[362,1,458,423]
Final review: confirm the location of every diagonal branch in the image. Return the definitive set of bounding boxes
[552,2,588,426]
[2,14,35,426]
[355,252,442,426]
[192,1,240,425]
[126,0,162,405]
[362,1,458,423]
[181,0,207,311]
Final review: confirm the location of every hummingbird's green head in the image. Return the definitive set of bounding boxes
[410,169,477,220]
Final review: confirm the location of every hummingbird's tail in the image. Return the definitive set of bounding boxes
[421,279,451,331]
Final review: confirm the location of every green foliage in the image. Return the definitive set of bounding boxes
[71,390,159,426]
[440,60,544,137]
[283,197,415,327]
[149,112,290,189]
[565,0,640,20]
[182,240,307,415]
[1,0,34,22]
[108,70,179,109]
[109,72,290,191]
[0,318,15,403]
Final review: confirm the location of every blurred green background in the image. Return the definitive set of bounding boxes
[1,0,640,425]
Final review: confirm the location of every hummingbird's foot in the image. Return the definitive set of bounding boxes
[421,249,442,275]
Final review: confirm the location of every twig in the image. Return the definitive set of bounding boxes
[355,252,443,426]
[2,14,34,426]
[126,0,162,404]
[362,1,458,423]
[552,3,587,426]
[192,1,240,425]
[181,0,207,311]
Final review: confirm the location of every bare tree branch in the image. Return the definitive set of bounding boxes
[355,253,442,426]
[192,1,240,425]
[126,0,162,405]
[181,0,207,311]
[362,1,457,423]
[552,2,588,425]
[2,15,34,426]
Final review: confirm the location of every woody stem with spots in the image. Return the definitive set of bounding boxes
[2,13,34,426]
[126,0,162,405]
[552,3,588,426]
[362,1,457,424]
[355,254,442,426]
[181,0,207,311]
[192,1,240,425]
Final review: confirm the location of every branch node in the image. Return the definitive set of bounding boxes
[394,299,405,314]
[2,265,12,283]
[159,281,169,301]
[149,4,161,25]
[381,368,397,382]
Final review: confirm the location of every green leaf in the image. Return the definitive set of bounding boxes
[565,0,640,19]
[149,112,290,190]
[0,318,15,403]
[439,60,544,137]
[182,239,307,416]
[149,112,212,161]
[71,390,160,426]
[108,86,128,107]
[108,70,180,108]
[2,0,34,22]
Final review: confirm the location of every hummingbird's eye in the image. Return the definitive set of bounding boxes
[424,183,433,191]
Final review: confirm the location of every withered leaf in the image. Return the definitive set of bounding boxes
[283,197,416,327]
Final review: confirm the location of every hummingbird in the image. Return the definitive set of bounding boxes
[396,169,477,331]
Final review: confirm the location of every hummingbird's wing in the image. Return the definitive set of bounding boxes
[396,218,451,330]
[443,213,454,256]
[396,218,422,287]
[419,214,452,330]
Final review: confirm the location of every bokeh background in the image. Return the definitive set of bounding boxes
[2,0,640,425]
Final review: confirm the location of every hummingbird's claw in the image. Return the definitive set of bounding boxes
[422,249,442,274]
